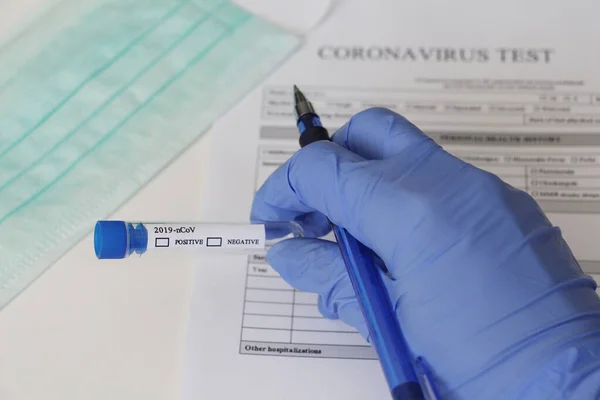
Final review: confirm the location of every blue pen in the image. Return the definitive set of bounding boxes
[293,86,439,400]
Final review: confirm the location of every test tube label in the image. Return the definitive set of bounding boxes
[144,224,265,251]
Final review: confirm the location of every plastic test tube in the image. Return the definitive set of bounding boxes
[94,220,303,259]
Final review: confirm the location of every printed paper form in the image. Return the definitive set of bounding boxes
[181,0,600,398]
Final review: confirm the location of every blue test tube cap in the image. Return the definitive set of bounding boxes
[94,220,148,259]
[94,220,128,259]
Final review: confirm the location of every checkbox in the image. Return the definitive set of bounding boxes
[155,238,169,247]
[207,237,222,247]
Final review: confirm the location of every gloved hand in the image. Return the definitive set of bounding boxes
[250,108,600,399]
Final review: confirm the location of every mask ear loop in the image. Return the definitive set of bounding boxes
[231,0,338,38]
[290,0,339,36]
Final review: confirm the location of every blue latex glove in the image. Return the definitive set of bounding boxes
[250,108,600,399]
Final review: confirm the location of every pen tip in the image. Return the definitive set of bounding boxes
[293,85,300,93]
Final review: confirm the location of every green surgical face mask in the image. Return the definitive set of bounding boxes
[0,0,299,308]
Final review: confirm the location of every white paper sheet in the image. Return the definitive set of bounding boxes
[181,0,600,398]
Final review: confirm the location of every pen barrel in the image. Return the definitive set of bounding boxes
[294,91,424,399]
[332,225,424,400]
